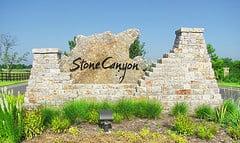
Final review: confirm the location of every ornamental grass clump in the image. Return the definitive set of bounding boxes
[40,107,59,126]
[195,104,214,120]
[114,99,135,119]
[171,102,188,116]
[63,100,91,123]
[222,99,240,126]
[214,99,240,125]
[133,99,163,119]
[62,98,163,124]
[113,113,124,123]
[0,90,24,143]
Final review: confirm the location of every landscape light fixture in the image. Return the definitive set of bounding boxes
[99,110,113,132]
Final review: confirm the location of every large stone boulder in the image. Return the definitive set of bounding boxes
[60,29,144,84]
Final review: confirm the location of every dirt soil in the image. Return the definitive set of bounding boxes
[23,114,236,143]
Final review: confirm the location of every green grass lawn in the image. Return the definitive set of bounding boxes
[0,80,28,87]
[218,82,240,88]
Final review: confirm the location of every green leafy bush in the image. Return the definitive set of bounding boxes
[113,113,124,123]
[0,93,24,143]
[68,126,79,136]
[167,130,187,143]
[172,115,195,135]
[227,123,240,140]
[24,110,44,139]
[196,122,219,140]
[87,110,99,124]
[133,99,163,119]
[40,107,59,126]
[171,102,188,116]
[195,104,214,120]
[51,117,70,133]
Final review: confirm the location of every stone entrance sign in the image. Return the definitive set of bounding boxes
[25,27,222,110]
[60,29,143,84]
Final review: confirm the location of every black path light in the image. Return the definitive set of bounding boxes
[99,110,113,132]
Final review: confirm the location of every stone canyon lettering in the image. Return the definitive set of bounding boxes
[70,56,139,83]
[70,57,139,83]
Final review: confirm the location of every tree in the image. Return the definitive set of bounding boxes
[68,36,77,51]
[64,36,77,56]
[129,37,146,59]
[0,34,29,73]
[207,44,224,80]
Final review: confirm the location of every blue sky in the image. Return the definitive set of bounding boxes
[0,0,239,63]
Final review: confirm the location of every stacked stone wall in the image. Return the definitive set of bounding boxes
[25,28,222,110]
[137,28,222,110]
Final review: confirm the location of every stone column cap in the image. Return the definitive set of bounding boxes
[175,27,204,34]
[32,48,61,54]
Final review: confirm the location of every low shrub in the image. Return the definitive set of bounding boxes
[171,102,188,116]
[196,122,219,140]
[167,130,187,143]
[113,113,124,123]
[139,128,151,139]
[195,104,214,120]
[114,130,142,142]
[87,110,99,124]
[133,99,163,119]
[0,93,24,143]
[227,123,240,140]
[68,126,79,136]
[24,110,44,139]
[172,115,195,135]
[114,128,174,142]
[51,117,70,133]
[40,107,59,126]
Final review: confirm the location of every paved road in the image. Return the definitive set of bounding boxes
[0,83,28,95]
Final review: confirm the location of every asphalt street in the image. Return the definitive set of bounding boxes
[0,83,27,95]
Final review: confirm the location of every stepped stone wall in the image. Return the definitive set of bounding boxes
[25,27,222,110]
[137,28,222,110]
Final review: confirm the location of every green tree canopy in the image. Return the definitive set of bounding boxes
[207,44,224,80]
[207,44,240,83]
[129,37,146,59]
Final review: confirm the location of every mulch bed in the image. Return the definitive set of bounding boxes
[23,114,235,143]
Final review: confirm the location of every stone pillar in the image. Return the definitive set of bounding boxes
[25,48,62,108]
[31,48,61,74]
